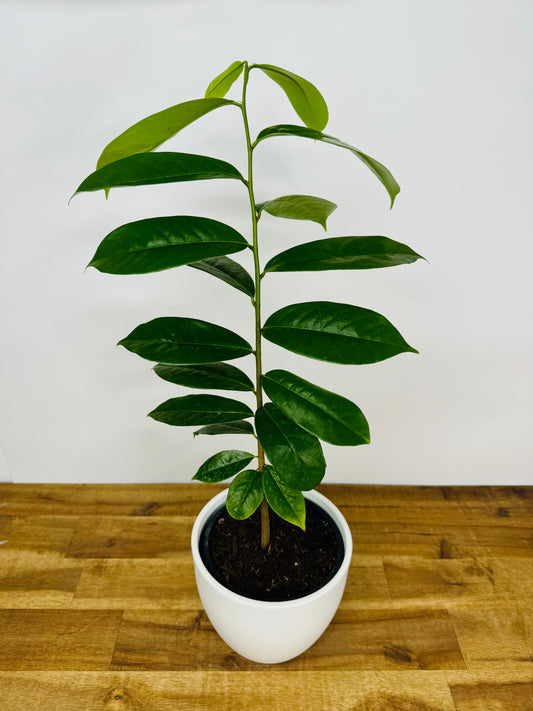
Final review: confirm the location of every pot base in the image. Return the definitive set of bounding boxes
[200,499,344,602]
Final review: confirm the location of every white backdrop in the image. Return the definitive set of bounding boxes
[1,0,532,484]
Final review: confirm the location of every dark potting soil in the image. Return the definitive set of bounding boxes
[200,500,344,602]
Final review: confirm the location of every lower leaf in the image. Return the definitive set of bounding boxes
[148,394,253,426]
[262,369,370,446]
[255,403,325,490]
[154,362,254,391]
[189,256,255,297]
[226,469,264,519]
[193,450,255,483]
[263,466,306,530]
[193,420,255,437]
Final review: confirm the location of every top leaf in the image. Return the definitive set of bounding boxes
[97,98,236,169]
[205,61,245,99]
[255,124,400,207]
[254,64,328,132]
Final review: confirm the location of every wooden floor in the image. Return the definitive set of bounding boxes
[0,483,532,710]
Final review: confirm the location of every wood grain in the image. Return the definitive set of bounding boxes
[0,610,122,670]
[447,671,533,711]
[0,483,531,710]
[0,671,458,711]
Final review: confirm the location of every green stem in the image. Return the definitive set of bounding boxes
[241,63,270,551]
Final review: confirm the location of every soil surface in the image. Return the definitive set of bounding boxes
[201,500,344,602]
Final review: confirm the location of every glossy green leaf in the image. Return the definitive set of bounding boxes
[189,255,255,297]
[255,124,400,207]
[192,449,254,483]
[226,469,264,519]
[255,64,328,132]
[148,394,253,426]
[74,152,243,196]
[88,216,249,275]
[263,301,418,365]
[256,195,337,231]
[263,369,369,446]
[205,61,245,99]
[255,403,325,490]
[193,420,255,437]
[119,317,252,364]
[96,98,236,169]
[262,465,306,530]
[154,362,254,391]
[264,235,424,273]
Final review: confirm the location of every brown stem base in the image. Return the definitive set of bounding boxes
[260,498,270,551]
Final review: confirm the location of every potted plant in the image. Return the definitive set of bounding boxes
[73,60,422,663]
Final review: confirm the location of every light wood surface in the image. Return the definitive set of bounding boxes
[0,483,531,710]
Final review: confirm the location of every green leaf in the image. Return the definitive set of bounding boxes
[263,369,370,446]
[193,420,255,437]
[262,465,306,530]
[205,61,245,99]
[255,124,400,208]
[263,301,418,365]
[74,152,243,196]
[96,97,236,169]
[255,64,328,132]
[189,255,255,297]
[264,235,424,273]
[226,469,264,519]
[192,449,255,483]
[119,317,252,364]
[88,216,249,275]
[154,363,254,391]
[148,395,253,426]
[255,403,325,490]
[256,195,337,231]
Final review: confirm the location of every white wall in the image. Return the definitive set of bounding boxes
[1,0,532,484]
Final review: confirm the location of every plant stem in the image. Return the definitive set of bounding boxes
[241,62,270,550]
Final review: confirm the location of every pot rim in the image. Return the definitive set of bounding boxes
[191,487,353,609]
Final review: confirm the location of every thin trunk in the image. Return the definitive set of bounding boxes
[241,63,270,550]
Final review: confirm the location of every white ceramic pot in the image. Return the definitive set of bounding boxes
[191,488,353,664]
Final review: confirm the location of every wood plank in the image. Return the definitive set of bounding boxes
[0,551,84,608]
[71,556,201,609]
[0,483,225,517]
[490,558,533,600]
[342,505,533,527]
[324,484,533,510]
[0,610,122,670]
[66,516,193,558]
[300,608,466,671]
[110,607,466,671]
[0,671,457,711]
[383,557,512,609]
[0,515,78,554]
[449,602,533,670]
[340,555,392,609]
[3,482,530,517]
[346,522,533,558]
[447,670,533,711]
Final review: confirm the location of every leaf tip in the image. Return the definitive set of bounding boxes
[389,185,400,209]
